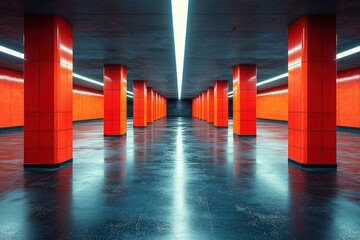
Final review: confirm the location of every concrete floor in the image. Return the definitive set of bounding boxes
[0,118,359,240]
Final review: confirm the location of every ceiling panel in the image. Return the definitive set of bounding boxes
[0,0,359,98]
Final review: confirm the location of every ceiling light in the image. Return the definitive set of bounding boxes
[0,44,105,87]
[256,73,288,87]
[228,94,233,98]
[127,94,133,98]
[228,91,233,95]
[337,45,360,60]
[0,45,24,59]
[127,91,133,95]
[257,45,360,87]
[171,0,189,100]
[73,73,104,86]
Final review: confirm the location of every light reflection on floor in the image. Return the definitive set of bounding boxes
[0,118,359,239]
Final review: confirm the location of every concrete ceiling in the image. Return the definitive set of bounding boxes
[0,0,360,98]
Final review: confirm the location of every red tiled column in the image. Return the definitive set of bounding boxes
[207,87,214,123]
[133,80,147,127]
[24,15,73,168]
[194,97,196,118]
[162,97,165,118]
[233,64,257,136]
[160,95,163,118]
[288,15,336,168]
[214,81,228,127]
[201,92,204,120]
[204,91,208,122]
[147,87,153,123]
[152,91,156,121]
[198,94,201,119]
[197,95,200,119]
[104,65,127,137]
[155,92,159,120]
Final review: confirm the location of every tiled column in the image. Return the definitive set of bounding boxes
[201,92,204,120]
[152,91,157,121]
[214,80,228,127]
[233,64,257,136]
[197,95,200,119]
[288,15,336,168]
[133,80,147,127]
[194,97,196,118]
[204,91,208,122]
[24,15,73,168]
[155,92,159,120]
[147,87,153,123]
[104,65,127,137]
[207,87,214,123]
[160,96,163,118]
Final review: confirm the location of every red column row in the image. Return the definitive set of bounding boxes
[192,81,228,127]
[133,80,166,127]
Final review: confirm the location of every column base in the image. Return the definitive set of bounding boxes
[104,134,127,138]
[288,158,337,170]
[233,134,256,137]
[24,158,73,171]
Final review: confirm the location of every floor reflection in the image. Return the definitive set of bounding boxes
[288,165,337,239]
[24,167,73,239]
[0,118,359,239]
[103,137,127,197]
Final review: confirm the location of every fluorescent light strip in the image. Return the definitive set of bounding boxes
[127,91,133,95]
[0,75,23,83]
[171,0,189,100]
[256,45,360,87]
[257,89,288,97]
[228,91,233,95]
[0,44,105,87]
[256,73,288,87]
[337,45,360,60]
[0,45,24,59]
[73,89,103,97]
[228,95,233,98]
[127,94,133,98]
[72,73,103,86]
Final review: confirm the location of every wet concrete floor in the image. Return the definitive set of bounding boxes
[0,118,359,239]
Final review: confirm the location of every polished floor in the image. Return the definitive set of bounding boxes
[0,118,360,240]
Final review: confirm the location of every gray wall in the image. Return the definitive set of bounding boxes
[166,99,192,117]
[127,98,232,118]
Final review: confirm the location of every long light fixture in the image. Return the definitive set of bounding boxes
[337,45,360,59]
[73,73,103,86]
[256,44,360,88]
[0,45,24,59]
[256,73,288,87]
[0,44,135,97]
[171,0,189,100]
